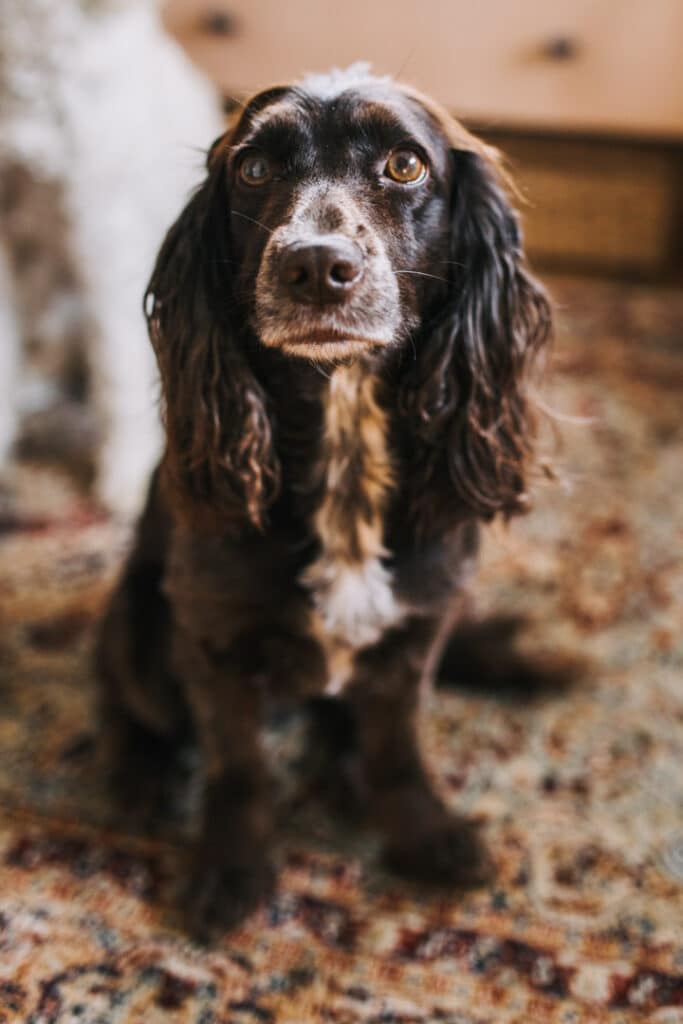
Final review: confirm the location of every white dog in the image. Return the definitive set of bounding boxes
[0,0,224,516]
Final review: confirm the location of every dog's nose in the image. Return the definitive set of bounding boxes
[279,237,364,305]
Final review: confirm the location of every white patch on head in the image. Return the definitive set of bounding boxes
[298,63,393,101]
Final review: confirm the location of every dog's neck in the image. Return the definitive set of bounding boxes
[301,360,404,688]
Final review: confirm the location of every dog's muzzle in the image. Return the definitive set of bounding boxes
[253,184,403,359]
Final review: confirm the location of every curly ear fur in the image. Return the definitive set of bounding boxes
[400,147,552,524]
[145,141,280,531]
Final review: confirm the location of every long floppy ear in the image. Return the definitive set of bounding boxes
[400,138,552,523]
[145,139,279,531]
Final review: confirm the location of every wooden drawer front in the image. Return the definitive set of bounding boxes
[497,136,683,274]
[168,0,683,139]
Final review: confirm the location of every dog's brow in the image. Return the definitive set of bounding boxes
[238,102,313,152]
[238,121,311,164]
[338,96,430,148]
[248,99,303,134]
[238,89,292,126]
[348,99,403,126]
[246,114,304,141]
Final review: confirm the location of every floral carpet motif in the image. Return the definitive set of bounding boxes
[0,277,682,1023]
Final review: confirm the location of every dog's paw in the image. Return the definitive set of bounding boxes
[183,852,275,941]
[383,817,492,888]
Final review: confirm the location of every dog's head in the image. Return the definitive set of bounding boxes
[230,68,458,361]
[147,65,551,529]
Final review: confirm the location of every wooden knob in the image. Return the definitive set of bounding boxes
[200,9,237,37]
[542,35,580,61]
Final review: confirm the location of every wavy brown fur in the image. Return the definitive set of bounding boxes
[145,160,280,531]
[398,149,552,526]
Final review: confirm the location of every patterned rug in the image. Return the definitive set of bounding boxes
[0,276,682,1023]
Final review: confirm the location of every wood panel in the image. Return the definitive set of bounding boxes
[165,0,683,140]
[487,134,683,276]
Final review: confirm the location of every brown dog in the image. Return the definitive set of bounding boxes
[96,65,552,938]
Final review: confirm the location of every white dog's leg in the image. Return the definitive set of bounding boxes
[63,2,223,519]
[0,243,21,465]
[89,305,163,520]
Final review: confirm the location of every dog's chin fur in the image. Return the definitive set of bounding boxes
[259,333,392,362]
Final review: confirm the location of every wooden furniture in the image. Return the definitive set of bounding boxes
[166,0,683,140]
[165,0,683,277]
[487,132,683,277]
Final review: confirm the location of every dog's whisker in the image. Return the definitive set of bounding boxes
[394,269,449,284]
[394,45,419,82]
[223,92,247,111]
[230,210,273,234]
[312,360,333,379]
[183,143,212,157]
[405,326,418,361]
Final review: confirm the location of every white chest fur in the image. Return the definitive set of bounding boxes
[301,362,404,693]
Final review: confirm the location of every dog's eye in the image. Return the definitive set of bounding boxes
[237,152,272,186]
[384,149,427,185]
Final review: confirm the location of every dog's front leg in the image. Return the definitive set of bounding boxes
[346,616,490,888]
[171,621,274,938]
